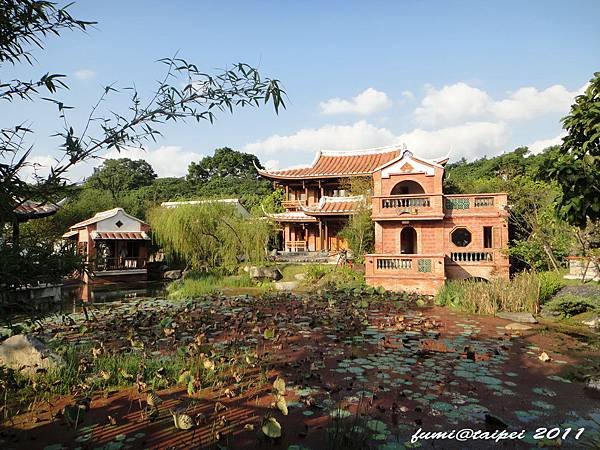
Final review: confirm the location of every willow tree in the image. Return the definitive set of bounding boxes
[148,203,272,271]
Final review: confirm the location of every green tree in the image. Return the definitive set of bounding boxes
[148,203,272,271]
[0,0,285,291]
[543,72,600,227]
[187,147,264,183]
[86,158,157,201]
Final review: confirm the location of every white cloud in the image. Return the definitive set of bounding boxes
[263,159,280,170]
[413,82,582,127]
[74,69,95,80]
[415,83,491,127]
[528,132,565,154]
[101,146,203,178]
[401,90,415,100]
[320,88,391,115]
[490,85,579,120]
[397,121,509,159]
[244,120,509,161]
[244,120,396,156]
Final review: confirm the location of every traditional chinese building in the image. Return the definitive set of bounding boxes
[259,147,510,295]
[63,208,151,284]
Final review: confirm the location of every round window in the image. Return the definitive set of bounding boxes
[451,228,471,247]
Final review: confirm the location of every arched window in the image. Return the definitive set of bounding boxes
[400,226,417,254]
[391,180,425,195]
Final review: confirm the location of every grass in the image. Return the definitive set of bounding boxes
[166,271,269,298]
[544,294,599,318]
[435,271,561,315]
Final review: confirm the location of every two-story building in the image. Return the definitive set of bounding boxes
[260,147,510,295]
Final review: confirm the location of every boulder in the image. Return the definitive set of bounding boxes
[163,270,182,280]
[504,322,533,331]
[294,273,306,281]
[582,315,600,329]
[496,312,538,323]
[248,266,283,281]
[586,378,600,392]
[0,334,64,375]
[274,281,299,291]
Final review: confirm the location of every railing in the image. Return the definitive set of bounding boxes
[96,257,147,271]
[372,194,443,219]
[444,194,507,214]
[282,200,306,210]
[449,252,494,263]
[285,240,307,252]
[365,254,445,277]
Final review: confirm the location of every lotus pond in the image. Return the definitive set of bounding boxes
[1,290,599,449]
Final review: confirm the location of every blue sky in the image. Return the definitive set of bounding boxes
[5,0,599,180]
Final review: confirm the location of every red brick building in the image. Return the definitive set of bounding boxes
[260,147,510,295]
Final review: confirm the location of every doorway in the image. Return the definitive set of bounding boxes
[400,226,417,254]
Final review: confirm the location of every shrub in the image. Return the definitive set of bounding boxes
[538,271,566,303]
[544,294,599,317]
[305,264,332,282]
[435,271,544,314]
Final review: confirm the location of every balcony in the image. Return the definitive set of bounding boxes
[371,194,444,220]
[281,200,306,210]
[94,257,148,275]
[444,194,508,217]
[365,254,445,277]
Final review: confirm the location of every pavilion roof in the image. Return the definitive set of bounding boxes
[302,196,367,216]
[258,147,401,180]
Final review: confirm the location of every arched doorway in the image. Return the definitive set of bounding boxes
[400,226,417,254]
[391,180,425,195]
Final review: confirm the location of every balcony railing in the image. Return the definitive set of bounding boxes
[444,194,507,214]
[372,194,443,219]
[95,257,147,271]
[285,240,307,252]
[282,200,306,210]
[365,254,445,277]
[449,251,493,263]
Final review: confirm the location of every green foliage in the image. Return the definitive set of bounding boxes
[305,264,333,282]
[543,72,600,227]
[187,147,263,183]
[148,202,272,270]
[538,271,566,303]
[259,188,285,214]
[86,158,157,200]
[544,294,599,318]
[166,272,260,298]
[435,272,545,314]
[339,205,374,262]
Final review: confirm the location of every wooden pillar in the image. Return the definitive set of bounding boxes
[324,220,329,252]
[318,220,323,251]
[285,185,289,201]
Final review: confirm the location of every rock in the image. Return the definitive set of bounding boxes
[504,323,533,331]
[269,249,279,257]
[248,266,283,281]
[582,315,600,329]
[294,273,306,281]
[163,270,182,280]
[496,312,538,323]
[0,334,64,375]
[538,351,551,362]
[586,378,600,391]
[485,413,508,429]
[274,281,299,291]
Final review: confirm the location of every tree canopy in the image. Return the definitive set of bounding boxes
[187,147,263,183]
[86,158,157,201]
[542,72,600,227]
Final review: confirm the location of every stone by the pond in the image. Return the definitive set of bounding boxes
[0,334,64,375]
[485,413,508,429]
[496,312,538,324]
[582,315,600,329]
[247,266,283,281]
[163,270,182,280]
[504,323,533,331]
[586,378,600,391]
[274,281,299,291]
[294,273,306,281]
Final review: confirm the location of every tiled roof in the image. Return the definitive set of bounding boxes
[266,211,318,222]
[259,148,401,179]
[14,200,61,220]
[69,208,148,229]
[91,231,150,240]
[303,196,367,215]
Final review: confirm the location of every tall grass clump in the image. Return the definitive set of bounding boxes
[167,271,260,298]
[435,271,549,314]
